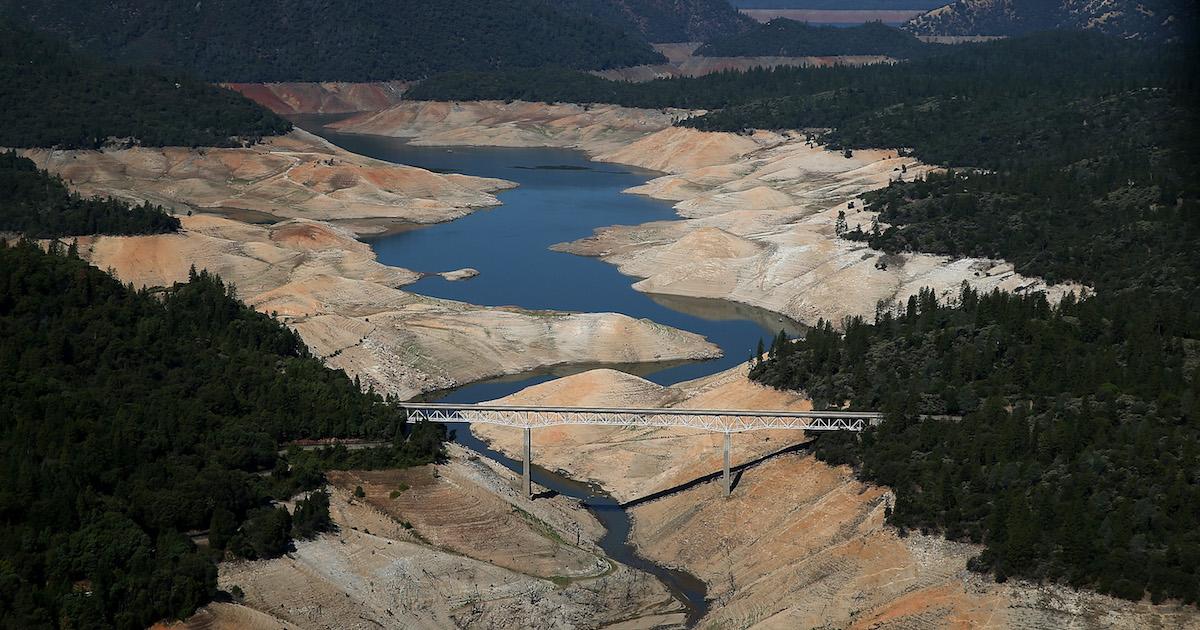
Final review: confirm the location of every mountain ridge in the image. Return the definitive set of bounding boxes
[561,0,756,42]
[0,0,665,82]
[904,0,1197,41]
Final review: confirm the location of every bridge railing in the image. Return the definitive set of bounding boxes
[404,403,882,433]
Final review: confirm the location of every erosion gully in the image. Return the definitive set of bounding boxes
[298,116,806,625]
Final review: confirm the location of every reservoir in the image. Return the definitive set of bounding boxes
[295,122,803,625]
[305,123,803,402]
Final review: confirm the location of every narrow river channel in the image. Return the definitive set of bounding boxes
[298,119,796,625]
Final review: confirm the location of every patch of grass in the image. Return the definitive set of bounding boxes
[510,506,568,546]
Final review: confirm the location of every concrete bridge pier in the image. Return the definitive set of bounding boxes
[523,427,532,500]
[723,432,732,498]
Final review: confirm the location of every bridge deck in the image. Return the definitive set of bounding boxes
[405,403,882,433]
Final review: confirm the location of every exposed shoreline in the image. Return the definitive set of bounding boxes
[127,88,1194,629]
[329,100,1087,330]
[461,364,1200,629]
[29,128,722,401]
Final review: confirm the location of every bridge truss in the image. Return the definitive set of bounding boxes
[405,403,882,499]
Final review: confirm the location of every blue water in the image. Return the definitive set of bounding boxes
[297,121,747,623]
[301,122,804,402]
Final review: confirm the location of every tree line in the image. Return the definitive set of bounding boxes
[734,32,1198,604]
[0,21,291,149]
[411,32,1197,291]
[695,19,934,58]
[409,31,1192,169]
[0,152,180,237]
[750,285,1199,604]
[0,242,446,628]
[2,0,665,83]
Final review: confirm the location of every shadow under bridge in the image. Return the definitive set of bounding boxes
[404,403,883,499]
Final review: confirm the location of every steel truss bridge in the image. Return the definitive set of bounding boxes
[405,403,883,499]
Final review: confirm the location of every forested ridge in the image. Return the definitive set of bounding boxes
[751,285,1200,603]
[0,242,445,628]
[728,33,1198,605]
[695,19,932,57]
[0,22,290,149]
[0,152,180,237]
[2,0,664,82]
[410,32,1190,167]
[558,0,754,43]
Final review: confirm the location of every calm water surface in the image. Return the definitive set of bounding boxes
[303,123,803,402]
[295,119,809,625]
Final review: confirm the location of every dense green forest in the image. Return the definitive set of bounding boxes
[412,32,1191,168]
[695,19,931,57]
[559,0,754,43]
[0,22,290,149]
[702,29,1199,605]
[751,285,1200,603]
[3,0,664,82]
[0,152,180,237]
[0,242,445,628]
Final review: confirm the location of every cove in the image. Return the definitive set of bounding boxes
[305,124,804,402]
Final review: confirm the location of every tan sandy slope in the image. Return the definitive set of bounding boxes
[630,454,1198,629]
[22,129,514,234]
[77,215,719,400]
[225,81,409,115]
[330,101,693,155]
[567,130,1087,326]
[332,101,1085,327]
[473,365,811,504]
[27,126,722,399]
[483,368,1198,628]
[212,445,684,629]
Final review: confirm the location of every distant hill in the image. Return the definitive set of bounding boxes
[904,0,1197,42]
[560,0,756,42]
[0,22,290,149]
[695,18,931,56]
[1,0,665,82]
